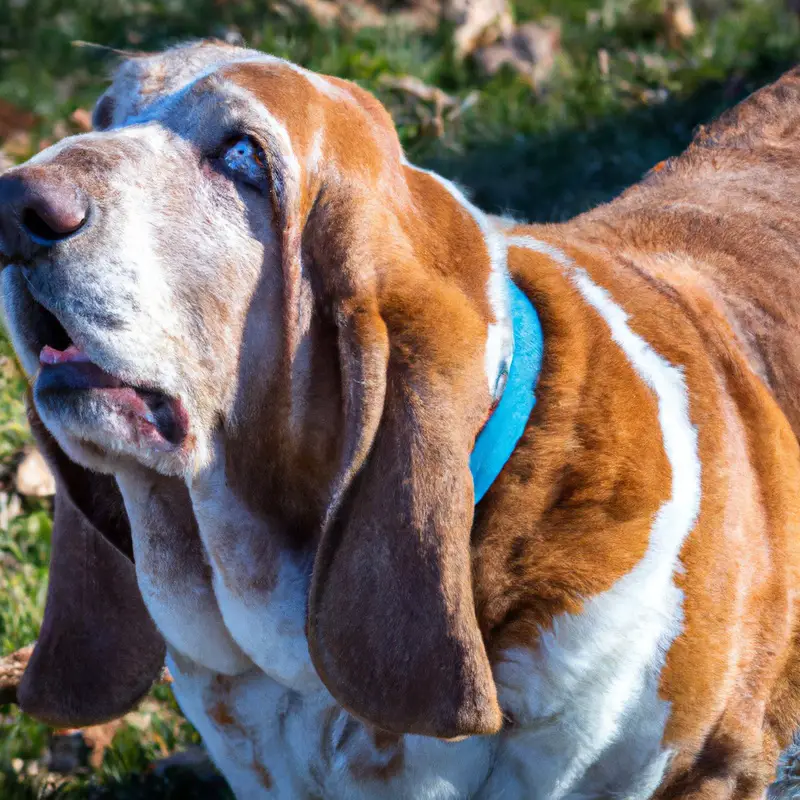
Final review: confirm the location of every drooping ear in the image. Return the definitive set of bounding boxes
[240,80,502,736]
[17,401,165,727]
[307,287,503,739]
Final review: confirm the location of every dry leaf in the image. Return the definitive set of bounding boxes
[50,722,125,771]
[381,74,457,106]
[0,98,38,141]
[70,107,92,132]
[445,0,514,59]
[0,491,23,531]
[15,447,56,498]
[474,17,561,89]
[51,121,69,140]
[276,0,389,29]
[598,48,610,77]
[664,0,696,47]
[381,75,474,139]
[0,644,34,705]
[3,131,33,160]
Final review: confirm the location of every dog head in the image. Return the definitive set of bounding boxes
[1,41,513,738]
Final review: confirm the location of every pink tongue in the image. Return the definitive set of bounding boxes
[40,344,93,365]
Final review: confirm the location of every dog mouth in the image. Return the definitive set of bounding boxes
[32,303,188,450]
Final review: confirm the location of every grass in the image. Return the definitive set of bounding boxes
[1,0,800,794]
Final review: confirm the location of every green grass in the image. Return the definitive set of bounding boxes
[2,0,800,794]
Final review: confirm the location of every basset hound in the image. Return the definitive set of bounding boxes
[2,40,800,799]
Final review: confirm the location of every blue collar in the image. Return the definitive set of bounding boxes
[470,278,544,503]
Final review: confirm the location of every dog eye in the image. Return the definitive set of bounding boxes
[217,135,266,188]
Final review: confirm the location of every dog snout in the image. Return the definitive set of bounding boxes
[0,168,91,258]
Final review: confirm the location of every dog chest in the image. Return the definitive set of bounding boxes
[167,652,495,799]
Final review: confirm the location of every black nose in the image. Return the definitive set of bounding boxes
[0,169,90,258]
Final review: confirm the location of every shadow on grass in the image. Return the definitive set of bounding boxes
[426,54,800,221]
[0,765,231,800]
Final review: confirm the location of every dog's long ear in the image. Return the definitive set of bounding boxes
[232,69,503,736]
[305,171,503,739]
[17,401,165,727]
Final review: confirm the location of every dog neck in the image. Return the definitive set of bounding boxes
[470,276,543,503]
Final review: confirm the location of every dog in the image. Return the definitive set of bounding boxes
[3,40,800,799]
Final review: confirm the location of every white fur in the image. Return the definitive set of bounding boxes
[7,126,183,398]
[189,437,321,692]
[167,651,495,799]
[308,129,325,175]
[1,269,42,377]
[286,63,354,102]
[487,236,702,799]
[115,46,352,129]
[2,123,210,476]
[116,468,253,676]
[403,160,513,400]
[23,130,110,165]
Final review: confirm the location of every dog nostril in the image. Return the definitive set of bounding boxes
[23,208,66,243]
[20,194,89,244]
